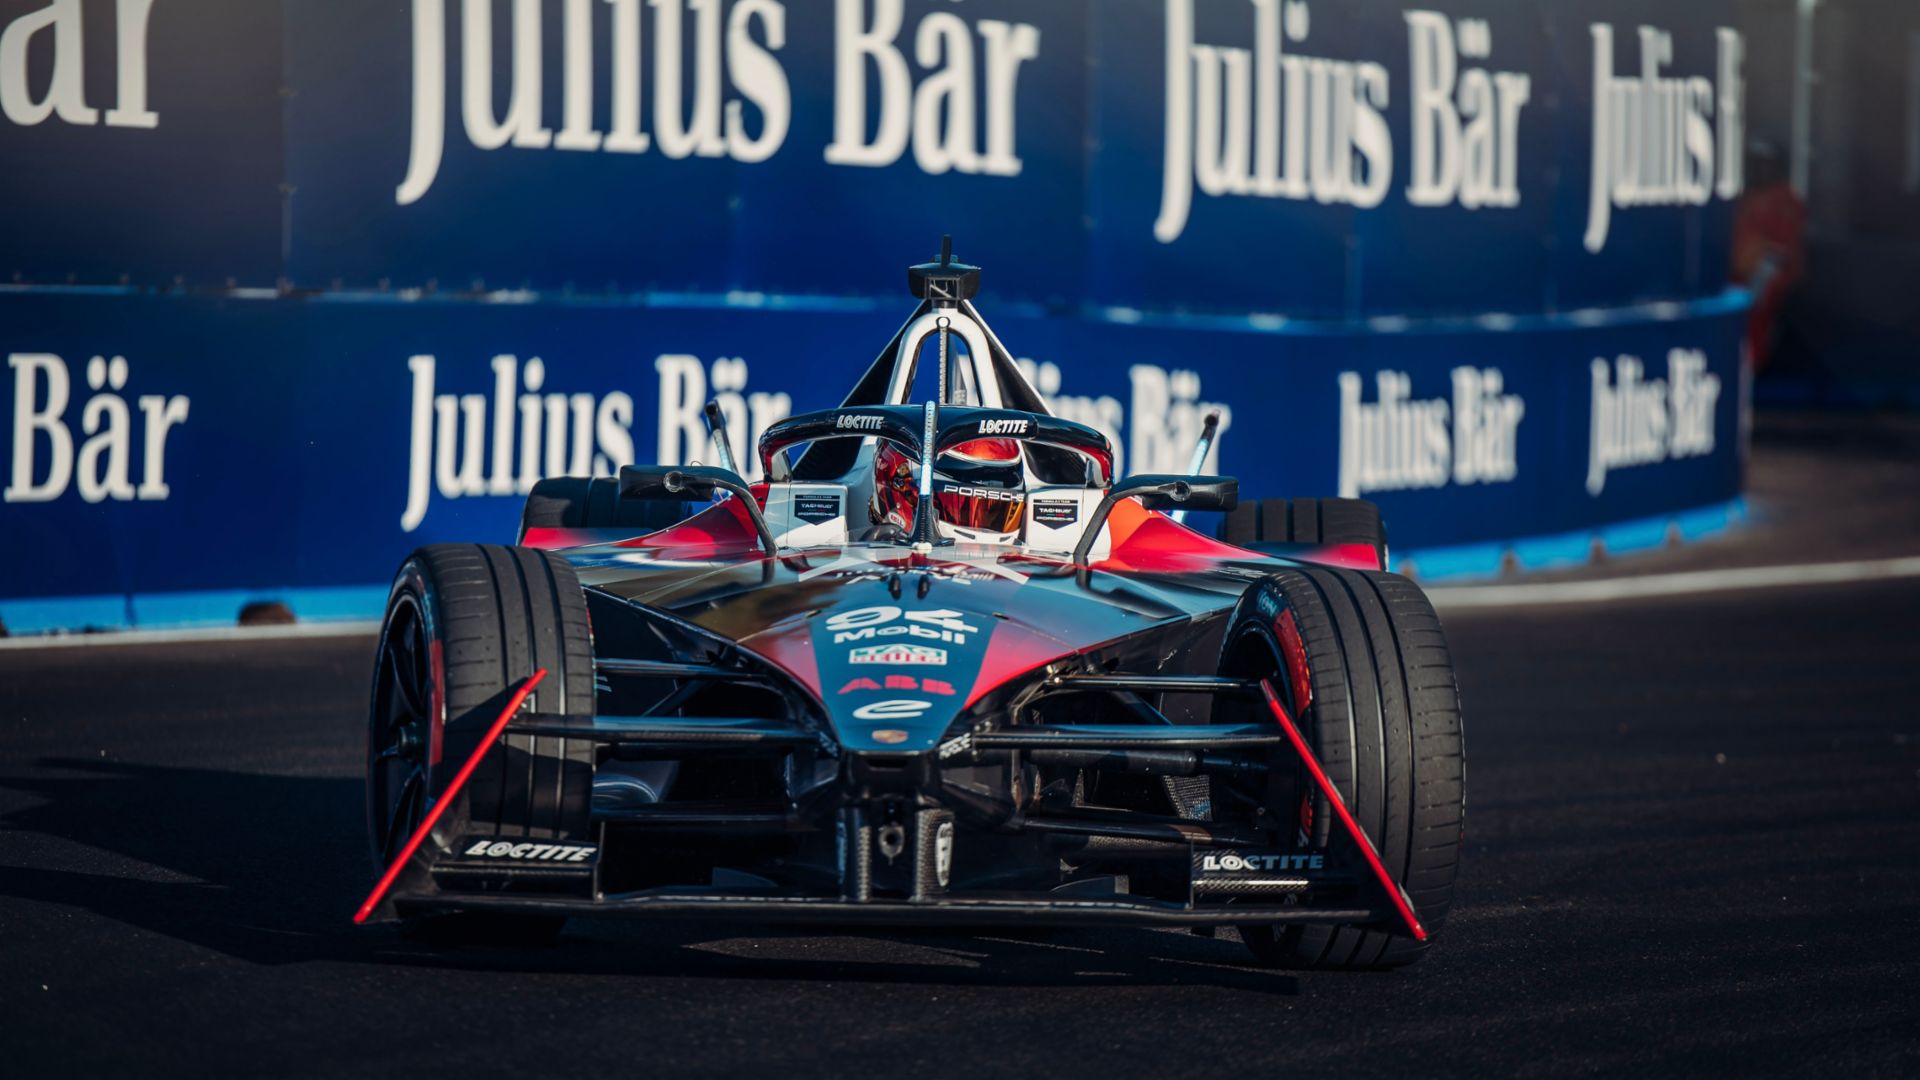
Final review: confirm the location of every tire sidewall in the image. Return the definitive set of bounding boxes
[366,552,479,865]
[1220,568,1444,969]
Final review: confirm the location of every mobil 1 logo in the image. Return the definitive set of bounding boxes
[825,606,979,646]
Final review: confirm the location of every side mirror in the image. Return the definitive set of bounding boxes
[619,465,777,554]
[1072,474,1239,564]
[1116,473,1238,513]
[621,464,744,502]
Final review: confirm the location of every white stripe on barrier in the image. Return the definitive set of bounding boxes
[0,620,380,651]
[1429,555,1920,610]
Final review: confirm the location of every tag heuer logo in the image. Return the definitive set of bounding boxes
[1033,499,1078,527]
[793,494,841,524]
[848,644,948,666]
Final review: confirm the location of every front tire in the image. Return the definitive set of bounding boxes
[1218,566,1464,969]
[366,543,597,942]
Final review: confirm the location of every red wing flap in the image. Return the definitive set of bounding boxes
[354,670,548,925]
[1259,679,1427,941]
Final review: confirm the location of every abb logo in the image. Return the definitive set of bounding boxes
[838,675,955,696]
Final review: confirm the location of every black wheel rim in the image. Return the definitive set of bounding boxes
[1218,627,1322,849]
[369,594,433,866]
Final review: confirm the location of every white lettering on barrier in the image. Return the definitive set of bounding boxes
[400,353,637,531]
[1155,0,1395,243]
[822,0,1039,175]
[1,0,157,130]
[1403,11,1530,210]
[5,353,189,504]
[1129,365,1233,476]
[399,0,795,205]
[1450,366,1525,487]
[2,342,1722,547]
[1013,355,1236,476]
[31,0,1739,266]
[1337,367,1523,499]
[1014,359,1234,481]
[400,352,790,532]
[1583,24,1744,252]
[653,354,792,482]
[1586,348,1720,496]
[398,0,1039,204]
[375,0,1746,261]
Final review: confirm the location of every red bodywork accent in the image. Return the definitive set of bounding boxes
[1095,500,1255,571]
[524,485,776,555]
[427,638,446,767]
[964,621,1077,708]
[1309,543,1387,571]
[519,526,611,550]
[1274,609,1313,715]
[1259,678,1427,942]
[614,494,767,557]
[354,669,548,925]
[1092,503,1382,572]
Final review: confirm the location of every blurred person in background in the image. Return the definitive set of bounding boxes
[1732,138,1807,372]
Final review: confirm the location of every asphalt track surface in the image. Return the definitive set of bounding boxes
[4,575,1917,1078]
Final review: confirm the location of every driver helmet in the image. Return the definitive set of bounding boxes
[872,438,1026,543]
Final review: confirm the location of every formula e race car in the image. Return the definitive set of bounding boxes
[358,242,1465,970]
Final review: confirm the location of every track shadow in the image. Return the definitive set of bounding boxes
[0,757,374,966]
[0,756,1298,995]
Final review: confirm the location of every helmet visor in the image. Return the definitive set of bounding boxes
[933,483,1025,534]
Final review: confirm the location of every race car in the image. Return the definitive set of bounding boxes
[358,242,1465,970]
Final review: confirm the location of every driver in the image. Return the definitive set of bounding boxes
[871,437,1026,544]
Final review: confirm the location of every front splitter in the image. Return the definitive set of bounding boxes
[397,890,1380,929]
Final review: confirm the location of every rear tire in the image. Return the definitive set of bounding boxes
[366,543,597,944]
[1218,566,1463,969]
[1218,497,1388,570]
[519,476,687,542]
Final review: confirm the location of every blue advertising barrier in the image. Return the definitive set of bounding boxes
[5,1,1748,315]
[1089,0,1744,316]
[0,0,285,286]
[0,0,1757,628]
[0,287,1746,630]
